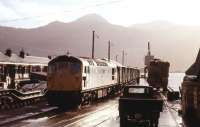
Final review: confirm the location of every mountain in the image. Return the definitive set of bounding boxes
[0,14,199,72]
[75,14,109,24]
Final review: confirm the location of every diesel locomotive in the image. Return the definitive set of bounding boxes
[46,55,140,107]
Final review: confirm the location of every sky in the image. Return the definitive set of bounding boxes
[0,0,200,28]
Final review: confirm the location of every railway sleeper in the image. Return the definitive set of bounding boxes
[0,97,44,111]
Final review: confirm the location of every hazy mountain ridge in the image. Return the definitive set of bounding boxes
[0,14,199,72]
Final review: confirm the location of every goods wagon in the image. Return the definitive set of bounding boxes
[147,59,170,91]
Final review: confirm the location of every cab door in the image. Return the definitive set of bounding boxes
[83,66,91,89]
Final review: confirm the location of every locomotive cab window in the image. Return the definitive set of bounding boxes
[112,68,115,75]
[112,75,115,80]
[84,66,90,74]
[112,68,115,80]
[83,76,86,87]
[87,66,90,73]
[48,65,56,74]
[84,66,87,73]
[70,63,81,74]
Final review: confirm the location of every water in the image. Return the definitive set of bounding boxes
[168,73,185,91]
[140,73,185,91]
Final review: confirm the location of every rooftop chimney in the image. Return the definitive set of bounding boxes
[48,55,52,59]
[5,48,12,57]
[19,49,25,58]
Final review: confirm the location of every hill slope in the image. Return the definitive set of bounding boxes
[0,14,199,72]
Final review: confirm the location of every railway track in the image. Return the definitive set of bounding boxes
[1,94,187,127]
[0,101,59,127]
[2,96,119,127]
[62,104,118,127]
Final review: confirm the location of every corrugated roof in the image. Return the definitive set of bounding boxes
[23,56,50,65]
[0,52,9,62]
[9,53,24,63]
[0,51,49,66]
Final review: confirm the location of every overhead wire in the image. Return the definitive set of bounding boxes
[0,0,126,56]
[0,0,124,23]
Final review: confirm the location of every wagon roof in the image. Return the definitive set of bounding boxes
[79,57,122,67]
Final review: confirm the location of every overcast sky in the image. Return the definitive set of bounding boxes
[0,0,200,28]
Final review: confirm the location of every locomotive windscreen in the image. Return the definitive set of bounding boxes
[48,62,81,75]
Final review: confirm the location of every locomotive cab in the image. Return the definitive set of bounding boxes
[46,55,83,107]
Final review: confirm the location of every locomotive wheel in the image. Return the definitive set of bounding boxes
[150,120,154,127]
[150,119,158,127]
[82,93,91,105]
[154,119,158,127]
[91,91,97,101]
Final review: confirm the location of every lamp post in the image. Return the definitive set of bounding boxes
[92,30,95,59]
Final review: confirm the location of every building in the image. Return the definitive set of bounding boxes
[0,50,50,89]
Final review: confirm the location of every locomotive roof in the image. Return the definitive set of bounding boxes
[79,57,122,67]
[50,55,123,68]
[49,55,82,65]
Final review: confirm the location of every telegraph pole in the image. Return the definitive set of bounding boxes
[66,50,70,56]
[144,41,154,78]
[92,30,95,59]
[148,41,151,56]
[115,55,118,62]
[108,40,111,61]
[122,50,124,65]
